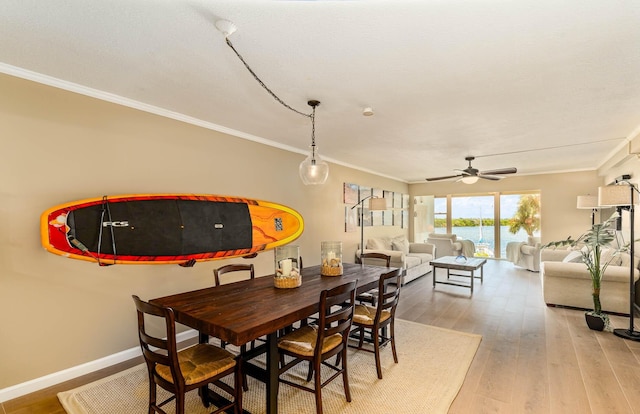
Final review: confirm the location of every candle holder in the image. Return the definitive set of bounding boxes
[274,245,302,288]
[321,241,343,276]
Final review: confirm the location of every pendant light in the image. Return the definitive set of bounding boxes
[216,19,329,185]
[299,100,329,185]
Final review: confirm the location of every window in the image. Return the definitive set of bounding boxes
[415,191,541,259]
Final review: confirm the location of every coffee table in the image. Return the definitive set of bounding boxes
[430,256,487,293]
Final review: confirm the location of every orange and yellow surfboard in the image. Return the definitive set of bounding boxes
[41,194,304,265]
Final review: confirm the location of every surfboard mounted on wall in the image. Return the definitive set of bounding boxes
[41,194,304,266]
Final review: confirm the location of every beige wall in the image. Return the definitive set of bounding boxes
[0,74,408,389]
[409,171,604,246]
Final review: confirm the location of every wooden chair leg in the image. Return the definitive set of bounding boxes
[176,392,186,414]
[306,361,314,382]
[148,375,156,414]
[342,347,352,402]
[373,328,383,379]
[314,359,323,414]
[390,321,398,364]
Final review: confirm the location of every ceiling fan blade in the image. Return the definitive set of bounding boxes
[426,174,463,182]
[479,167,517,175]
[478,174,504,181]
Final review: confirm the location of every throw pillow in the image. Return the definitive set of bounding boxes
[366,238,387,250]
[562,250,583,263]
[392,237,410,254]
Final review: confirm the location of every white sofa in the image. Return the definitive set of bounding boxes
[356,235,434,284]
[506,236,541,272]
[540,248,639,315]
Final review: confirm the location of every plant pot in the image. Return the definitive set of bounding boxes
[585,311,608,331]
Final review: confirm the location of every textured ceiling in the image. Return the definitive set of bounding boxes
[2,0,640,182]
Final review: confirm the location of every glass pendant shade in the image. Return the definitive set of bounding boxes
[299,148,329,185]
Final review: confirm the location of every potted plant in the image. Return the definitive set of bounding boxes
[543,212,627,331]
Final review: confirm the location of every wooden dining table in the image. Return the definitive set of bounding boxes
[150,262,391,414]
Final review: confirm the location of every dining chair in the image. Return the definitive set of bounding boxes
[277,280,357,414]
[349,268,403,379]
[132,295,243,414]
[356,252,391,306]
[214,263,255,287]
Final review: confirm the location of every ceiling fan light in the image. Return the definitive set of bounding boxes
[461,176,479,184]
[299,151,329,185]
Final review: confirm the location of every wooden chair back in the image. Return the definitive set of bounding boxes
[375,268,403,320]
[316,280,358,357]
[214,263,255,286]
[361,252,391,267]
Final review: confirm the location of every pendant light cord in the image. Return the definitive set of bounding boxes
[225,38,312,119]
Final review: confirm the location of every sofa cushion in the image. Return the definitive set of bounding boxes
[392,236,410,254]
[562,250,583,263]
[404,255,422,269]
[408,252,432,264]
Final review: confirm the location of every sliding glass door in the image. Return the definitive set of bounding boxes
[415,191,541,259]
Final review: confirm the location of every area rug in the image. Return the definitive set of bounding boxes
[58,320,481,414]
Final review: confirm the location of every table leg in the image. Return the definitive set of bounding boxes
[481,264,484,283]
[433,267,436,288]
[470,270,474,293]
[266,332,279,414]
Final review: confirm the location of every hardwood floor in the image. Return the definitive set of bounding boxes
[4,259,640,413]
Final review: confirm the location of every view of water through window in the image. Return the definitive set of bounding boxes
[431,193,541,258]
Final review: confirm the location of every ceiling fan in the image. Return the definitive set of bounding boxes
[426,156,517,183]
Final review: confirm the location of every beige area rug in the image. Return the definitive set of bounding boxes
[58,320,481,414]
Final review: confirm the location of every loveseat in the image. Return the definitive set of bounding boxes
[540,248,640,315]
[356,235,434,284]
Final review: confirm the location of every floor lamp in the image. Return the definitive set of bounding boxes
[576,195,599,226]
[599,182,640,341]
[352,195,387,262]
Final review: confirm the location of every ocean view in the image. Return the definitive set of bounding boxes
[437,226,536,258]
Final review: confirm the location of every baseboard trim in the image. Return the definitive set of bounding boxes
[0,329,198,402]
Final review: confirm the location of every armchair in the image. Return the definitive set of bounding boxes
[426,233,462,258]
[506,236,541,272]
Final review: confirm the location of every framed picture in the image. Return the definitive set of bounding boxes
[359,186,372,202]
[393,192,402,208]
[402,210,409,229]
[343,182,359,204]
[345,206,358,232]
[372,209,383,226]
[393,210,402,226]
[383,190,393,209]
[359,207,372,227]
[383,210,393,226]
